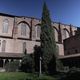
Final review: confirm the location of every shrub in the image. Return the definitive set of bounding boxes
[60,70,80,80]
[20,54,33,73]
[5,60,19,72]
[33,45,41,72]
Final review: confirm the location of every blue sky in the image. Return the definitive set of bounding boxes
[0,0,80,27]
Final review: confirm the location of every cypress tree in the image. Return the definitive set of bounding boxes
[40,2,57,74]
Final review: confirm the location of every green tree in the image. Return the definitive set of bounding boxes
[33,45,42,72]
[40,2,57,74]
[20,49,33,73]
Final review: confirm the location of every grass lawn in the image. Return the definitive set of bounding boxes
[0,72,57,80]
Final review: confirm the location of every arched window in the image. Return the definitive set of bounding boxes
[36,25,41,38]
[54,28,58,42]
[62,29,69,39]
[3,19,9,33]
[18,22,30,38]
[2,40,6,52]
[23,42,26,53]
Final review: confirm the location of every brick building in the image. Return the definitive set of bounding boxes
[59,30,80,68]
[0,13,77,68]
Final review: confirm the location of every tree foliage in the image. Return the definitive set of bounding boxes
[33,45,40,72]
[40,2,57,74]
[20,49,33,73]
[5,60,19,72]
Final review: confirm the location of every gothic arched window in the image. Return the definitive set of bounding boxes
[18,22,30,38]
[3,19,9,33]
[36,25,41,38]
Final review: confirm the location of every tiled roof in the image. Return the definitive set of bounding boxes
[0,52,24,58]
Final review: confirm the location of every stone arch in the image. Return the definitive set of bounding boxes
[5,59,9,64]
[63,28,70,39]
[17,21,31,29]
[17,21,31,38]
[35,23,41,26]
[11,59,14,62]
[53,26,59,42]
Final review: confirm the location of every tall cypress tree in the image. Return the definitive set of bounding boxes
[40,2,57,74]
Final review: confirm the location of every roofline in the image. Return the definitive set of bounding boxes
[0,12,41,20]
[0,13,18,17]
[58,53,80,59]
[53,21,79,28]
[0,12,79,27]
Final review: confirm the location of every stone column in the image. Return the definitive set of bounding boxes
[58,23,62,43]
[31,19,36,40]
[3,59,6,72]
[19,59,22,67]
[19,59,22,63]
[8,59,11,63]
[70,24,73,36]
[3,59,6,68]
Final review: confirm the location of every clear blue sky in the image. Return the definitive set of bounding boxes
[0,0,80,27]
